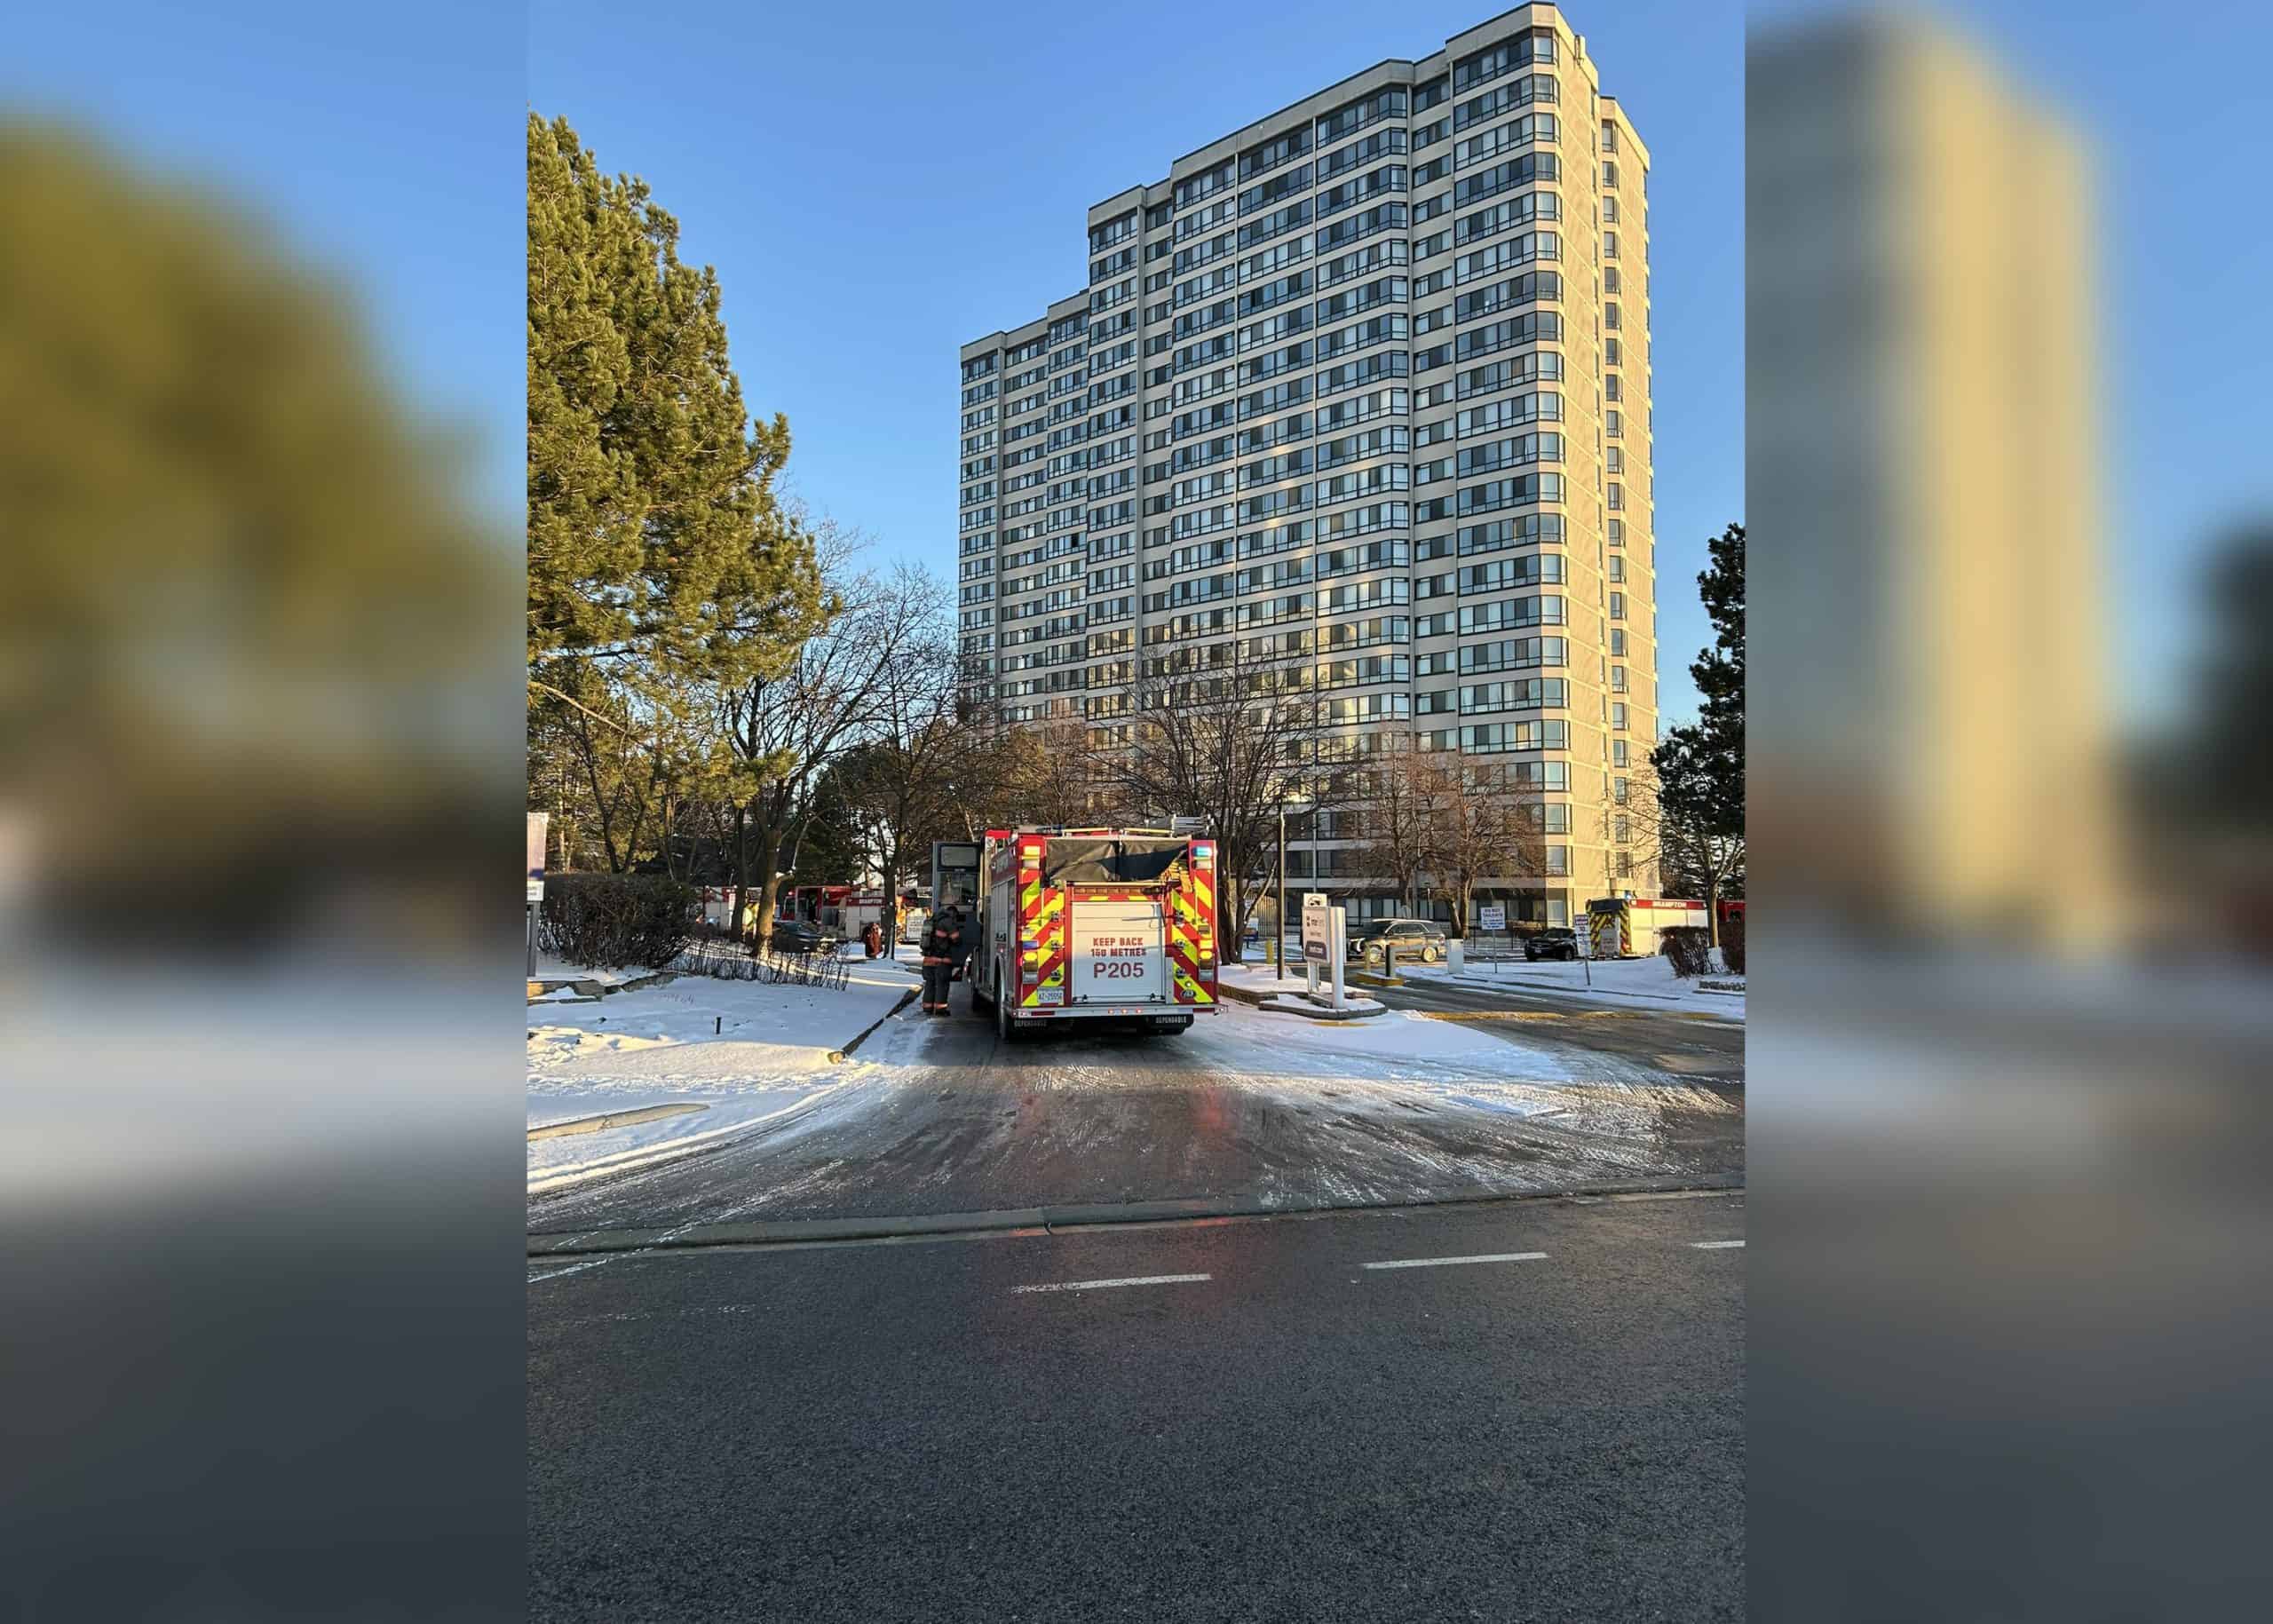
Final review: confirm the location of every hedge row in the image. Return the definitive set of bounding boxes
[539,873,697,970]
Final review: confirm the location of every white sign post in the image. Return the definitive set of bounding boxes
[1327,905,1348,1011]
[1300,891,1328,1002]
[526,812,550,977]
[1474,903,1505,978]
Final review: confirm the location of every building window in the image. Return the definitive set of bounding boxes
[1604,230,1618,258]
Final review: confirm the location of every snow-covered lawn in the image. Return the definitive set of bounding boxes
[527,962,911,1192]
[1399,953,1746,1021]
[530,951,655,988]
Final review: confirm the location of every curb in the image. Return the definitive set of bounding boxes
[527,1102,708,1140]
[526,1174,1746,1257]
[830,988,920,1062]
[1215,978,1386,1020]
[1445,973,1690,1004]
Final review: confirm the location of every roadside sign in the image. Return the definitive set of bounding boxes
[1478,904,1505,932]
[1301,891,1330,963]
[527,812,549,904]
[1170,814,1207,836]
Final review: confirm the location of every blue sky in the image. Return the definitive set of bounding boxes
[1936,0,2273,728]
[528,0,1747,719]
[3,1,527,525]
[9,3,2262,730]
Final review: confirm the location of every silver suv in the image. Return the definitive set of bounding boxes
[1350,917,1449,966]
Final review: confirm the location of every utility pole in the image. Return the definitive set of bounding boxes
[1276,803,1288,982]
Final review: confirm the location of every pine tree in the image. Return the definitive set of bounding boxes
[1651,523,1746,946]
[527,113,825,700]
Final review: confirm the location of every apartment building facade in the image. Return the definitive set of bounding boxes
[958,4,1655,928]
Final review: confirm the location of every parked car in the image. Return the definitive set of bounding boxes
[1350,917,1449,965]
[1524,926,1580,961]
[770,919,833,955]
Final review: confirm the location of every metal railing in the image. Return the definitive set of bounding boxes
[669,939,851,991]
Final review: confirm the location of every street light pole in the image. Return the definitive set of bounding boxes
[1276,804,1287,982]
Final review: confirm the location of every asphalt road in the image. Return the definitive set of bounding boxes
[528,975,1744,1242]
[1360,967,1745,1081]
[528,1190,1745,1622]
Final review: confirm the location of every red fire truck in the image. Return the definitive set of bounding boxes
[963,828,1220,1040]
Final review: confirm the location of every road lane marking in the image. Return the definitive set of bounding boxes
[1011,1272,1211,1294]
[1363,1252,1548,1271]
[1691,1240,1745,1248]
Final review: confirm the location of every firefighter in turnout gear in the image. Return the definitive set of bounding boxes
[920,907,964,1016]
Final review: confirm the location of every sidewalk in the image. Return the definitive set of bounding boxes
[527,957,915,1193]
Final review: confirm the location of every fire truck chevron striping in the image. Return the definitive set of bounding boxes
[962,827,1219,1038]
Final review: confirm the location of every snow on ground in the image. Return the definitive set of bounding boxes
[1183,997,1714,1127]
[1400,953,1746,1020]
[1181,999,1738,1201]
[1217,962,1385,1013]
[1192,996,1566,1079]
[527,962,911,1191]
[531,952,654,987]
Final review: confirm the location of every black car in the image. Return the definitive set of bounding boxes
[1350,917,1449,965]
[769,919,833,955]
[1524,926,1579,961]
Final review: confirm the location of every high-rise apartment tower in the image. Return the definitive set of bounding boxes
[957,4,1654,928]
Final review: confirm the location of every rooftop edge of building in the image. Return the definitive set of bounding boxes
[1084,2,1612,223]
[959,290,1089,360]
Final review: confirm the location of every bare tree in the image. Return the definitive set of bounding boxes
[529,669,727,875]
[999,717,1108,828]
[1619,755,1736,904]
[1426,757,1547,939]
[722,552,946,943]
[1361,734,1453,917]
[1088,636,1340,960]
[837,634,970,944]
